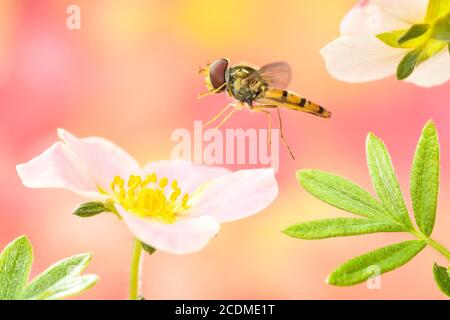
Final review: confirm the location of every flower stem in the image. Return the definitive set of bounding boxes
[129,238,143,300]
[410,229,450,261]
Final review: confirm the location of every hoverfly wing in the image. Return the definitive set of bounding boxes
[245,62,291,89]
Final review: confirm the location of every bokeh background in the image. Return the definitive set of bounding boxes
[1,0,449,299]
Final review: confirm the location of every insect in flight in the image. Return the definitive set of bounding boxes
[198,58,331,159]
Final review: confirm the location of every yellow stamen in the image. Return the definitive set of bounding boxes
[109,173,190,224]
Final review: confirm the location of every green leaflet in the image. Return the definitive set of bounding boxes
[366,133,412,227]
[32,275,98,300]
[328,240,426,286]
[410,121,440,236]
[21,253,97,300]
[425,0,450,22]
[398,24,430,45]
[73,201,111,217]
[433,263,450,297]
[296,170,385,218]
[0,236,33,300]
[283,218,406,240]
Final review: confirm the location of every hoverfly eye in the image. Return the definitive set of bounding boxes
[208,58,228,90]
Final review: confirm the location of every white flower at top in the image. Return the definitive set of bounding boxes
[320,0,450,87]
[16,129,278,255]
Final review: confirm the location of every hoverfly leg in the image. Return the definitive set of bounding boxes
[197,82,227,99]
[214,106,237,130]
[276,107,295,160]
[202,103,235,129]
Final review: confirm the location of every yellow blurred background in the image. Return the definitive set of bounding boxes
[0,0,449,299]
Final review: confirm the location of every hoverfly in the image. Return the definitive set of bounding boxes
[198,58,331,159]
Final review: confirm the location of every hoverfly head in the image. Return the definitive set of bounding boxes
[199,58,229,93]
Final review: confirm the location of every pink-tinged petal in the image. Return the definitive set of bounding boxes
[144,160,231,193]
[405,49,450,88]
[341,0,410,35]
[57,129,141,190]
[187,169,278,223]
[117,206,220,255]
[16,142,103,199]
[320,35,408,82]
[371,0,428,24]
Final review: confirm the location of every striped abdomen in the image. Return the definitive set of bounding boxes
[257,89,331,118]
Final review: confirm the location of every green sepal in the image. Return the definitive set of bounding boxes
[425,0,450,22]
[377,30,420,49]
[141,242,156,255]
[398,24,429,45]
[432,13,450,42]
[397,47,423,80]
[433,263,450,297]
[73,201,111,218]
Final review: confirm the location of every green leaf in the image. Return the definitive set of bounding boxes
[425,0,450,22]
[328,240,426,286]
[296,170,385,218]
[22,253,94,300]
[396,47,423,80]
[366,133,412,227]
[432,13,450,41]
[283,218,406,240]
[73,201,110,218]
[39,274,98,300]
[0,236,33,300]
[433,263,450,297]
[398,24,429,44]
[141,242,156,255]
[410,121,440,236]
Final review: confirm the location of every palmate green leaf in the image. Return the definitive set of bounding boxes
[433,263,450,297]
[296,170,385,218]
[366,133,412,227]
[410,121,440,236]
[0,236,33,300]
[21,253,96,300]
[328,240,426,286]
[283,218,406,240]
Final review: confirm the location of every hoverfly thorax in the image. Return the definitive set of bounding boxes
[199,58,229,94]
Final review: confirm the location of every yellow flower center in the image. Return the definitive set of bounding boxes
[109,173,190,224]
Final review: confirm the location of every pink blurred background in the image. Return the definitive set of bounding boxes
[1,0,449,299]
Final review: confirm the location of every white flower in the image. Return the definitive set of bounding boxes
[320,0,450,87]
[16,129,278,255]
